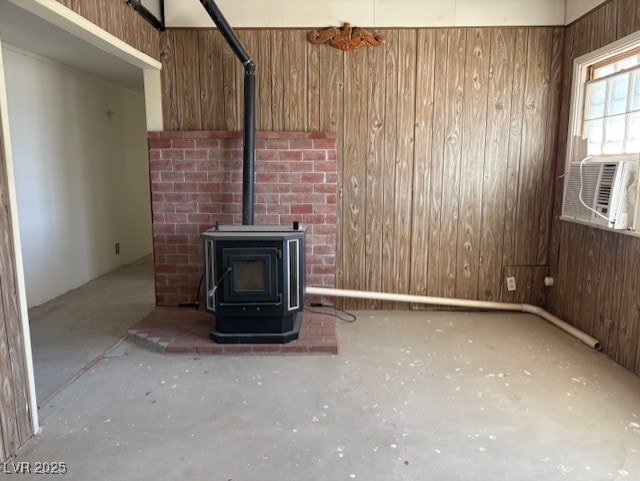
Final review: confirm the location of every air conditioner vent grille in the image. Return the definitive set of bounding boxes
[563,164,600,221]
[596,164,617,206]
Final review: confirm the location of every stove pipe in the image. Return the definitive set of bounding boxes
[199,0,256,225]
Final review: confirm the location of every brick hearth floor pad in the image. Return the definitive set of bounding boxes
[127,307,337,355]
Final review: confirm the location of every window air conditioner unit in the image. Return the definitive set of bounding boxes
[561,159,638,230]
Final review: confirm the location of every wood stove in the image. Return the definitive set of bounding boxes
[203,224,305,343]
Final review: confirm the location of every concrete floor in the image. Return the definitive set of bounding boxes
[13,306,640,480]
[28,256,155,402]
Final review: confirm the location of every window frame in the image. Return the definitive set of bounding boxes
[564,30,640,236]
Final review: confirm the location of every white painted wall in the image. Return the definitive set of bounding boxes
[566,0,608,23]
[166,0,567,27]
[2,46,152,307]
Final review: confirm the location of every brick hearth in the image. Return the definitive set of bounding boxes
[128,308,337,355]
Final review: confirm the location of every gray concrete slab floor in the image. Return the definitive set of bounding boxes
[11,310,640,480]
[28,256,155,402]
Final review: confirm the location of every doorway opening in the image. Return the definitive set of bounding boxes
[0,0,162,413]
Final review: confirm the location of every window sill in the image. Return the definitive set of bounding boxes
[560,215,640,238]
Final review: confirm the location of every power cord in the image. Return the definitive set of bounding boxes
[179,274,205,309]
[578,156,613,222]
[304,303,357,323]
[179,267,231,310]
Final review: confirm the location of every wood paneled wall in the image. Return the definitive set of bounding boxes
[55,0,160,60]
[161,26,563,309]
[548,0,640,376]
[0,98,32,461]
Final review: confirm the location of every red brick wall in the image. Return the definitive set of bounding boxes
[148,131,337,306]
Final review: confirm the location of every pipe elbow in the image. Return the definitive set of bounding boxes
[522,304,542,316]
[244,59,256,72]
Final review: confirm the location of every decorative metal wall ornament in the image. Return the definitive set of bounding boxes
[308,23,385,51]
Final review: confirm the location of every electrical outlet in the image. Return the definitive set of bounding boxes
[115,243,120,255]
[506,276,516,292]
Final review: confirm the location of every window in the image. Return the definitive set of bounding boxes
[583,48,640,155]
[563,31,640,235]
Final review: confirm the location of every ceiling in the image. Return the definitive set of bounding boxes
[0,0,144,92]
[164,0,608,28]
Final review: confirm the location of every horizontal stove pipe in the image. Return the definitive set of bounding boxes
[305,286,602,351]
[199,0,256,225]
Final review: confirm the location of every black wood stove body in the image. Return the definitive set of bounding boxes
[203,225,305,343]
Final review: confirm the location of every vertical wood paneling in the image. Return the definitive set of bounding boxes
[257,31,274,131]
[93,0,110,34]
[427,29,449,298]
[393,30,417,305]
[593,231,625,354]
[0,105,10,461]
[440,29,466,299]
[198,30,225,130]
[553,223,570,321]
[307,41,321,131]
[173,30,202,130]
[364,40,386,308]
[0,100,32,458]
[456,28,490,300]
[616,238,640,370]
[318,44,345,293]
[0,280,18,461]
[617,0,639,38]
[501,29,527,277]
[119,1,138,51]
[410,29,436,301]
[221,34,239,131]
[478,29,515,301]
[283,30,308,130]
[536,27,564,266]
[547,24,575,314]
[343,47,368,308]
[515,28,552,266]
[578,228,602,335]
[566,225,586,331]
[270,31,285,131]
[160,30,179,131]
[136,14,160,60]
[530,266,549,306]
[380,29,399,308]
